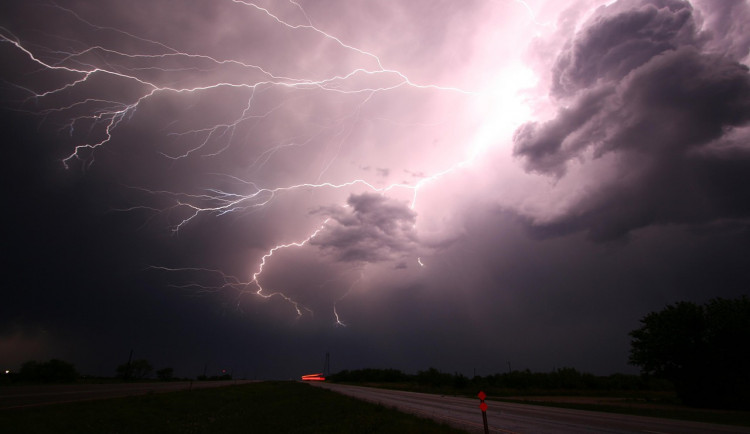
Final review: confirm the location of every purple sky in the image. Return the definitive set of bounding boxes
[2,0,749,379]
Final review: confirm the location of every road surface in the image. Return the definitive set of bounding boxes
[0,380,255,410]
[312,383,750,434]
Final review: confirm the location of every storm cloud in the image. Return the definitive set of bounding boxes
[513,0,750,240]
[311,193,418,263]
[1,0,749,380]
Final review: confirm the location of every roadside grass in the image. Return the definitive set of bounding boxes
[0,381,468,434]
[495,397,750,427]
[332,382,750,428]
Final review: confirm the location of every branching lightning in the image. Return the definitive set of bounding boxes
[333,273,364,327]
[1,0,540,325]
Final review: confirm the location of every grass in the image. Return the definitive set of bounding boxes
[495,397,750,427]
[332,382,750,428]
[0,381,469,434]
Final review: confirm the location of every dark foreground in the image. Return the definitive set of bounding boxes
[316,383,750,434]
[0,381,467,433]
[0,380,252,410]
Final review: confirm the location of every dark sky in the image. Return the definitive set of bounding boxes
[2,0,749,380]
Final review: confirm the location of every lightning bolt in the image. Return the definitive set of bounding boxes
[249,219,331,316]
[1,0,537,324]
[501,0,552,27]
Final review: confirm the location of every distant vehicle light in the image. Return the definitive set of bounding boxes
[301,373,325,381]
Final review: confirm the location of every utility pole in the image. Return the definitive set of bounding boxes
[323,352,330,377]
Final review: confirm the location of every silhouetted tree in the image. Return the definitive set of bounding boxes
[156,367,174,381]
[629,296,750,409]
[416,367,452,387]
[452,372,469,389]
[116,359,153,380]
[18,359,78,383]
[328,368,410,383]
[329,366,663,394]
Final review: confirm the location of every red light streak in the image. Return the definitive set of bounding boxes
[301,373,326,381]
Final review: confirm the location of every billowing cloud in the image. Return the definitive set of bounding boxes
[513,0,750,240]
[311,193,418,263]
[694,0,750,61]
[551,0,699,98]
[2,0,750,381]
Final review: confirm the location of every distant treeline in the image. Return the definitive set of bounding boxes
[328,367,672,392]
[2,358,226,384]
[9,359,79,383]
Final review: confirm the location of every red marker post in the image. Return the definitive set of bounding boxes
[478,391,489,434]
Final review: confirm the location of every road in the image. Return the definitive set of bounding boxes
[0,380,255,410]
[312,383,750,434]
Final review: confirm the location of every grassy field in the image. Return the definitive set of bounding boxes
[332,382,750,427]
[0,381,468,434]
[496,397,750,427]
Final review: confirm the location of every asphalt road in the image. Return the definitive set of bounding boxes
[0,380,255,410]
[312,383,750,434]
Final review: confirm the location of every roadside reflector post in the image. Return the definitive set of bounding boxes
[478,391,489,434]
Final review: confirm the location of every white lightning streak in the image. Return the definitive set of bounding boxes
[251,219,330,310]
[1,0,534,320]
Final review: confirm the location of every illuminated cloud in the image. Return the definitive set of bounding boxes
[2,0,749,379]
[550,0,699,98]
[513,0,750,240]
[311,193,418,263]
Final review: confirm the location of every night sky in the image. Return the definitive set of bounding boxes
[2,0,749,380]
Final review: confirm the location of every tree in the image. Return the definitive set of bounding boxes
[629,296,750,409]
[116,359,153,380]
[18,359,79,383]
[415,367,453,387]
[156,367,174,381]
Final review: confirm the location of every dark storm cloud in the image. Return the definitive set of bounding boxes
[513,0,750,240]
[3,0,750,383]
[551,0,698,98]
[311,193,418,262]
[695,0,750,60]
[511,86,614,176]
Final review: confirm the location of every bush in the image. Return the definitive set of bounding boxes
[18,359,79,383]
